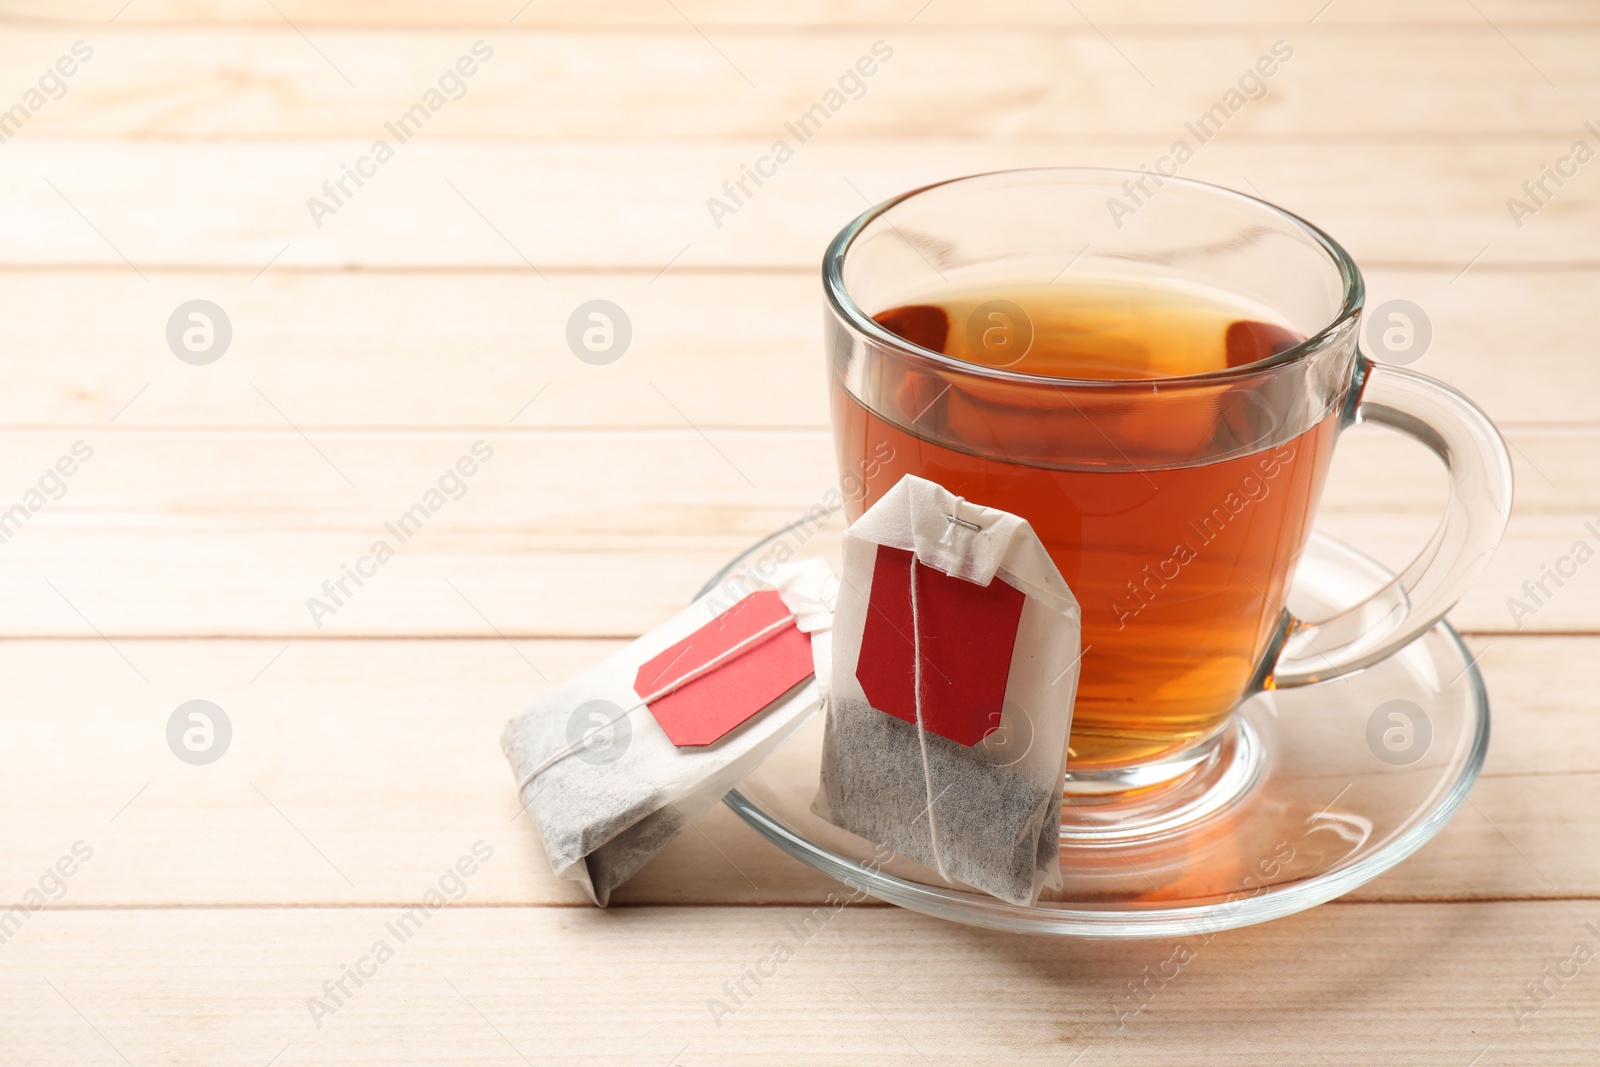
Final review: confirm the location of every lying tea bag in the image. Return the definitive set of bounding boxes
[816,476,1081,906]
[503,558,836,905]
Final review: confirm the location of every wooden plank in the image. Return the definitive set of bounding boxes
[0,902,1594,1064]
[10,0,1599,28]
[0,139,1586,271]
[0,635,1586,908]
[0,25,1589,140]
[0,423,1581,528]
[2,267,1593,430]
[0,514,1588,636]
[0,424,1580,635]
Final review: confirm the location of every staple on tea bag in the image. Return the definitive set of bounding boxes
[815,476,1081,906]
[503,558,836,905]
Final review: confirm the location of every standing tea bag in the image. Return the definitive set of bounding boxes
[503,558,836,905]
[816,476,1081,906]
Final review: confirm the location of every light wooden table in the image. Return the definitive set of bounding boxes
[0,2,1594,1063]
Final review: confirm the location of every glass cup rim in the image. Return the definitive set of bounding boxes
[822,166,1366,389]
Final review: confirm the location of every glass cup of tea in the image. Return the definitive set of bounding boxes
[823,168,1512,806]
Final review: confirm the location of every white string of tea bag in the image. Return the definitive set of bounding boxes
[516,612,799,796]
[907,553,952,882]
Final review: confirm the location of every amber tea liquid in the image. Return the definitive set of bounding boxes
[833,280,1339,769]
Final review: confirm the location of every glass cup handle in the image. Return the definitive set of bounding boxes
[1268,360,1515,689]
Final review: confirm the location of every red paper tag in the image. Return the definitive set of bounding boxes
[856,544,1025,747]
[634,589,814,747]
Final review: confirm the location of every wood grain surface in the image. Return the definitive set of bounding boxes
[0,3,1593,1064]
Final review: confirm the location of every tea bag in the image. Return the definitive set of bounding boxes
[815,475,1081,906]
[503,558,836,905]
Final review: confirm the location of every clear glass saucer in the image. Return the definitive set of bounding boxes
[707,528,1489,939]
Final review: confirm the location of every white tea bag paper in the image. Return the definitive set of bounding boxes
[816,476,1081,906]
[503,558,836,905]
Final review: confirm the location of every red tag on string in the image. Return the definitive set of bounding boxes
[855,544,1026,747]
[633,589,815,747]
